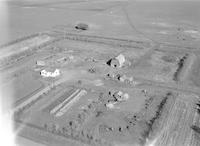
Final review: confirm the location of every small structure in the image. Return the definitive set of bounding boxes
[75,23,89,30]
[105,91,129,109]
[106,102,116,109]
[56,55,74,64]
[106,73,115,79]
[119,75,133,83]
[68,55,74,60]
[107,54,125,68]
[56,57,67,63]
[36,60,45,66]
[40,68,60,78]
[113,91,129,102]
[118,74,126,82]
[107,73,133,84]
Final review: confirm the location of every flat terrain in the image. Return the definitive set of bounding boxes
[1,0,200,146]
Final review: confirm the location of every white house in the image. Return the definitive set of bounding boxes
[40,69,60,78]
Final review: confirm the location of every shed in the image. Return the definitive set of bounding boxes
[36,60,45,66]
[113,91,129,102]
[75,23,89,30]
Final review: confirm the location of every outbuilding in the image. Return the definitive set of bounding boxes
[75,23,89,30]
[113,91,129,102]
[107,54,125,68]
[36,60,45,66]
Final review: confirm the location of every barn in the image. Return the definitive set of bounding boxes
[107,54,125,68]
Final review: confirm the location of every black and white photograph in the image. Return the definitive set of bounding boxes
[0,0,200,146]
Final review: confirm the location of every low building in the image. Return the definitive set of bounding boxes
[40,68,60,78]
[119,75,133,83]
[57,57,67,63]
[107,54,125,68]
[56,56,74,63]
[113,91,129,102]
[75,23,89,30]
[106,102,116,109]
[36,60,45,66]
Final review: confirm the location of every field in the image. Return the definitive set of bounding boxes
[0,34,52,59]
[131,50,189,83]
[1,0,200,146]
[0,70,43,110]
[154,93,198,146]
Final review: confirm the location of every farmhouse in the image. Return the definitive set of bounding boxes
[40,68,60,78]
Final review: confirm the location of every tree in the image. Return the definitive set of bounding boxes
[44,123,48,130]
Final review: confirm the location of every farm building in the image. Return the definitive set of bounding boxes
[36,60,45,66]
[119,74,133,83]
[113,91,129,102]
[75,23,89,30]
[56,56,74,63]
[107,54,125,68]
[56,57,68,63]
[40,68,60,78]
